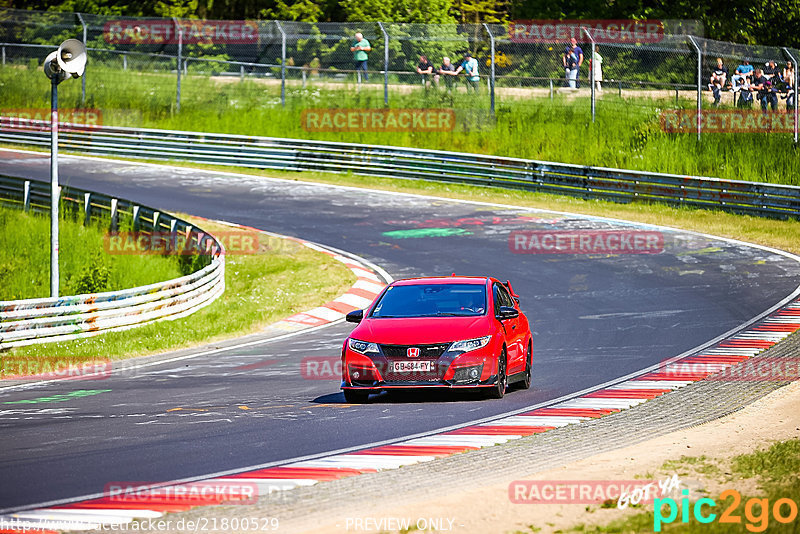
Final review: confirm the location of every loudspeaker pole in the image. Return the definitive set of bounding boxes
[50,74,60,297]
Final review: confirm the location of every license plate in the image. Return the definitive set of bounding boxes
[390,360,434,372]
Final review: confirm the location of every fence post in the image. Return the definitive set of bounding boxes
[83,192,91,225]
[782,47,798,145]
[483,23,495,116]
[275,21,286,107]
[76,13,87,105]
[110,198,118,232]
[173,17,182,112]
[378,22,389,106]
[23,180,30,211]
[582,27,596,123]
[123,53,127,71]
[549,78,553,99]
[688,36,702,141]
[2,46,5,66]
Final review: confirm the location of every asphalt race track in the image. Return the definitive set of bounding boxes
[1,150,799,511]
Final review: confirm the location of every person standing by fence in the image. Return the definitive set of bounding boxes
[591,47,603,91]
[563,46,578,88]
[455,52,480,93]
[351,32,371,83]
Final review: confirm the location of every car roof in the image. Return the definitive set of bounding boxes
[391,276,491,286]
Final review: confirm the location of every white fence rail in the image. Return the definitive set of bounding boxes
[0,175,225,348]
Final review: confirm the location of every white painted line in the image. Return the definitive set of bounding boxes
[501,415,586,426]
[289,455,436,470]
[702,348,763,356]
[333,293,374,309]
[41,508,163,519]
[304,307,345,322]
[11,510,135,523]
[762,317,800,324]
[351,268,381,281]
[608,380,689,390]
[402,435,520,447]
[553,398,650,410]
[212,478,318,492]
[352,280,386,293]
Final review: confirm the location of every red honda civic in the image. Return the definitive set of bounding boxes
[341,276,532,402]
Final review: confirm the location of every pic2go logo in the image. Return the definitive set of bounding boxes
[654,489,799,532]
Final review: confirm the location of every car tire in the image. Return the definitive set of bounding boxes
[487,347,507,399]
[343,389,370,403]
[518,340,532,390]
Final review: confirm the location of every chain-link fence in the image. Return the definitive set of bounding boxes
[0,9,797,141]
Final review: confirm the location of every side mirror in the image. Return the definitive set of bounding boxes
[346,309,364,323]
[497,306,519,320]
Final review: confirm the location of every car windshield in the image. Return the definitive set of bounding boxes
[370,283,487,318]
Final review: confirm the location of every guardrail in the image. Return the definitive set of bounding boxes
[0,119,798,219]
[0,174,225,348]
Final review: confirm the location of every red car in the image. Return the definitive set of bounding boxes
[341,276,532,402]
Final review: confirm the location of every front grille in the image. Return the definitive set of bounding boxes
[379,344,450,383]
[380,343,450,359]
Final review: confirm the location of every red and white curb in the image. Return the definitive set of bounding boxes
[4,299,797,532]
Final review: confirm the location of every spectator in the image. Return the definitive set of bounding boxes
[570,37,584,88]
[731,59,753,92]
[751,68,777,112]
[763,59,779,80]
[455,52,480,93]
[416,55,434,87]
[783,61,795,110]
[436,56,457,90]
[708,57,728,106]
[591,47,603,91]
[350,32,371,83]
[563,45,578,88]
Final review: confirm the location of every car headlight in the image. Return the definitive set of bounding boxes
[348,338,380,355]
[449,335,492,353]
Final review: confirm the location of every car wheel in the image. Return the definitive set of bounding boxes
[343,389,370,403]
[518,340,532,390]
[487,347,507,399]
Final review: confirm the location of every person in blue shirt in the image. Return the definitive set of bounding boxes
[455,52,480,93]
[731,59,753,92]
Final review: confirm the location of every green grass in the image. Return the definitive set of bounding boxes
[2,64,799,186]
[2,216,355,370]
[0,204,184,300]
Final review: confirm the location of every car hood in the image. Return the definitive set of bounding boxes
[352,316,490,345]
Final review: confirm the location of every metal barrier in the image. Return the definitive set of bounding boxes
[0,174,225,348]
[1,119,798,219]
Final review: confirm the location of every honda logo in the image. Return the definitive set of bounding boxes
[407,347,420,358]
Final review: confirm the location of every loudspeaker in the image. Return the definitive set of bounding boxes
[43,50,68,82]
[57,39,87,78]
